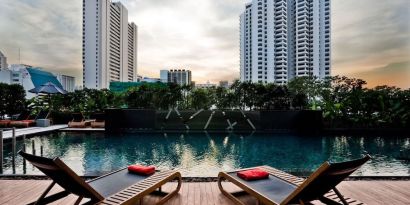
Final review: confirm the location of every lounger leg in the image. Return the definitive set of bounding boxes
[28,182,70,205]
[32,181,56,205]
[332,188,348,205]
[156,172,182,205]
[217,174,246,205]
[74,196,83,205]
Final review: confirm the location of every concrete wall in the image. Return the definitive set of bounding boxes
[105,109,323,133]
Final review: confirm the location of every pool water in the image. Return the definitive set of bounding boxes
[1,132,409,177]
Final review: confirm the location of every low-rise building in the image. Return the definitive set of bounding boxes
[140,77,161,83]
[0,64,75,98]
[219,81,230,89]
[196,81,217,89]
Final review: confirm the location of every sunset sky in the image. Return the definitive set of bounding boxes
[0,0,409,88]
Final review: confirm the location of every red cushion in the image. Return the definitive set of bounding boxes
[0,120,11,124]
[237,169,269,181]
[128,165,156,175]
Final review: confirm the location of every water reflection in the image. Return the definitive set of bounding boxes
[1,132,409,176]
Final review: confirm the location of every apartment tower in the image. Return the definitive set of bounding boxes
[240,0,331,84]
[83,0,138,89]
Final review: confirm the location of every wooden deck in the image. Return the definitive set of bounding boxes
[60,127,105,132]
[0,125,68,140]
[0,180,408,205]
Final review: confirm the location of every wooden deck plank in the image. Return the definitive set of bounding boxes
[1,125,68,139]
[187,182,195,205]
[193,182,201,205]
[337,181,410,205]
[0,180,408,205]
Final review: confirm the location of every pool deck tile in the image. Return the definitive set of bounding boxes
[0,180,408,205]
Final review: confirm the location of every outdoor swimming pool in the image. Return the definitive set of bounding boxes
[1,132,409,177]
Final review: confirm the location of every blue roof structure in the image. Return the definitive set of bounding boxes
[26,67,63,89]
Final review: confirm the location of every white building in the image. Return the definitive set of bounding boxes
[196,81,217,89]
[83,0,138,89]
[56,74,76,92]
[240,0,331,84]
[0,51,7,70]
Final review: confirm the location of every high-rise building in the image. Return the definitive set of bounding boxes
[240,0,331,84]
[83,0,138,89]
[0,51,8,70]
[162,69,192,85]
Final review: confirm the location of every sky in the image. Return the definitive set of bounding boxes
[0,0,409,88]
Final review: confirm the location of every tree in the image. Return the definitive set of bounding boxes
[0,83,26,117]
[189,88,214,110]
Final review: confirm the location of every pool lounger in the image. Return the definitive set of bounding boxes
[19,151,182,205]
[68,113,93,128]
[218,155,371,205]
[90,113,105,128]
[0,110,31,128]
[10,110,51,128]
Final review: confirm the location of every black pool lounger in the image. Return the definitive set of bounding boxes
[218,155,371,205]
[19,151,182,205]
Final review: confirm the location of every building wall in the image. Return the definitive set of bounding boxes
[56,74,76,92]
[0,70,11,84]
[240,0,331,84]
[83,0,138,89]
[160,70,169,83]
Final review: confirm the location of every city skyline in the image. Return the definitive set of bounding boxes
[0,0,409,88]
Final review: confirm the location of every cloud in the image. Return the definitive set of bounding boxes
[332,0,410,73]
[0,0,408,87]
[120,0,243,82]
[348,61,410,89]
[0,0,82,79]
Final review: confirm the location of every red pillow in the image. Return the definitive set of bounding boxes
[128,165,156,175]
[237,169,269,181]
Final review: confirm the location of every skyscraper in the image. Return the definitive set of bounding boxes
[240,0,331,84]
[83,0,138,89]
